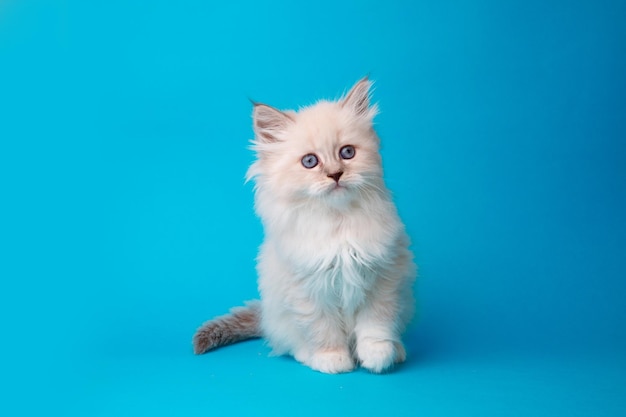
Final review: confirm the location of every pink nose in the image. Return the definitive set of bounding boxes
[328,171,343,183]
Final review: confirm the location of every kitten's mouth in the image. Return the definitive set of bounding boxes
[329,182,348,193]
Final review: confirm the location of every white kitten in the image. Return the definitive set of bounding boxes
[193,78,416,373]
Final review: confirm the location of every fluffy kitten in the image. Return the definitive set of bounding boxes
[193,78,416,374]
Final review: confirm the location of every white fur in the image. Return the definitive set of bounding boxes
[247,78,416,373]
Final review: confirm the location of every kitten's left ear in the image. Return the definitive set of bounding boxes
[341,76,378,119]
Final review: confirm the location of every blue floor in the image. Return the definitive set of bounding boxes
[57,346,626,416]
[2,1,625,416]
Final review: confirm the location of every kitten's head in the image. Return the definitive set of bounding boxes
[247,77,384,209]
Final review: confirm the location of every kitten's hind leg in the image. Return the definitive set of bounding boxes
[394,341,407,364]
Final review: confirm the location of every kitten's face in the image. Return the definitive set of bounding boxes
[248,78,383,208]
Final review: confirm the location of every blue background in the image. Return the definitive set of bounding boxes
[1,1,625,416]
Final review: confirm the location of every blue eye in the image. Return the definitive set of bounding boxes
[339,145,356,160]
[301,153,319,169]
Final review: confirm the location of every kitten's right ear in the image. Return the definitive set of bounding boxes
[252,103,293,143]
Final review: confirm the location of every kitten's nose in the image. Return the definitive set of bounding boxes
[328,171,344,183]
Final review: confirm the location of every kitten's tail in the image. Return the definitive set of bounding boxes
[192,300,262,354]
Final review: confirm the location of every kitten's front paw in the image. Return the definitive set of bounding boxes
[357,339,397,373]
[308,349,355,374]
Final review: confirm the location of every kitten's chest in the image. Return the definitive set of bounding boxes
[278,209,398,304]
[289,211,392,268]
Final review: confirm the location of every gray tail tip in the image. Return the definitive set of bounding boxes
[192,334,214,355]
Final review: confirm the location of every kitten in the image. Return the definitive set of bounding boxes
[193,77,416,374]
